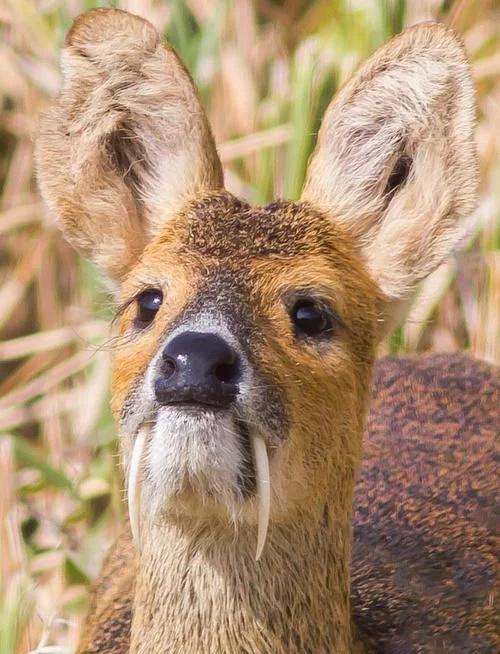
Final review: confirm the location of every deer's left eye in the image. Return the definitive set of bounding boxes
[136,290,163,325]
[291,300,333,338]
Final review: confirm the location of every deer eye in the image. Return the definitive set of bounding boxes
[136,290,163,325]
[291,300,333,338]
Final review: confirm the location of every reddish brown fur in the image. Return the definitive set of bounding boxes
[111,192,379,424]
[108,193,376,653]
[354,354,499,653]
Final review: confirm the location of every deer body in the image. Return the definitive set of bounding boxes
[36,9,498,654]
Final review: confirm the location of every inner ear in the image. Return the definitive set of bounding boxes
[106,122,149,201]
[384,150,413,205]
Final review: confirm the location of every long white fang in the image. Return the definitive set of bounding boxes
[128,426,147,549]
[251,435,271,561]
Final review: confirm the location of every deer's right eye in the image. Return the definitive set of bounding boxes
[136,290,163,325]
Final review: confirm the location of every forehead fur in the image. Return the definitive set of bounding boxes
[159,191,350,261]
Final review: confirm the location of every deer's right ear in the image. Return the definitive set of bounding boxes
[36,8,223,282]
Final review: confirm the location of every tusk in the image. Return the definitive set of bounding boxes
[251,435,271,561]
[128,425,147,549]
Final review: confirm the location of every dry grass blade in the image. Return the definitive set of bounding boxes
[0,234,50,332]
[0,321,107,362]
[0,351,96,410]
[219,124,292,162]
[0,203,42,235]
[0,388,83,432]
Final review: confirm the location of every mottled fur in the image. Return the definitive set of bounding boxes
[35,8,497,654]
[354,354,498,653]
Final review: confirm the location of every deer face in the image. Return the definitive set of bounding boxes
[111,193,379,534]
[36,9,477,552]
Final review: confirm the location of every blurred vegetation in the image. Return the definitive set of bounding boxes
[0,0,498,651]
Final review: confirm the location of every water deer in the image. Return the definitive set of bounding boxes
[36,8,498,654]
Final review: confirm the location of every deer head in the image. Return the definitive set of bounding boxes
[36,9,477,564]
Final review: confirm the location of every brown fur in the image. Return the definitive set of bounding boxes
[77,355,499,653]
[35,8,497,654]
[354,354,499,653]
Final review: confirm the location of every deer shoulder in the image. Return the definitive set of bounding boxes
[354,353,499,653]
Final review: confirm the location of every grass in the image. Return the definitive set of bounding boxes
[0,0,498,651]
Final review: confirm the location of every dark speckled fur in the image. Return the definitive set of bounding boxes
[353,354,499,653]
[167,194,348,260]
[78,354,499,653]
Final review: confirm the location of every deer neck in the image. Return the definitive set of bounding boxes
[130,494,355,654]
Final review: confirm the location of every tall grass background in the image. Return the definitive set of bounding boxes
[0,0,498,651]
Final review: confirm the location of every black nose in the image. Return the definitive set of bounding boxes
[155,331,241,408]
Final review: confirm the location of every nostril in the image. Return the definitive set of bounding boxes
[162,356,176,380]
[157,332,241,407]
[214,360,240,384]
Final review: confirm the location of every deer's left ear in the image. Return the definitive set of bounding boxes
[302,22,478,308]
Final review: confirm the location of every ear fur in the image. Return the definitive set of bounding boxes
[302,22,478,304]
[36,8,223,281]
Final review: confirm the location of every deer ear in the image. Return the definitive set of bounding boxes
[36,8,223,281]
[302,23,478,310]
